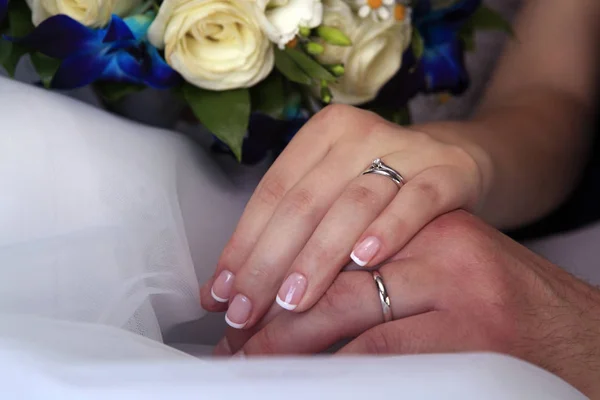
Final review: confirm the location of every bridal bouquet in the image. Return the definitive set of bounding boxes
[0,0,510,162]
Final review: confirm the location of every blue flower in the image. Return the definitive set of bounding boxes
[10,13,180,90]
[413,0,482,94]
[0,0,8,24]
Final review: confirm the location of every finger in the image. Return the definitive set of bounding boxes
[238,260,444,356]
[337,311,480,355]
[217,302,283,356]
[200,127,332,310]
[351,165,477,267]
[276,144,455,312]
[201,106,382,310]
[225,147,377,329]
[273,173,398,312]
[200,278,228,313]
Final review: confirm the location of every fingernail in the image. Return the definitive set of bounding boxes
[232,350,246,358]
[211,270,235,303]
[351,236,381,267]
[276,273,308,311]
[225,294,252,329]
[213,337,232,356]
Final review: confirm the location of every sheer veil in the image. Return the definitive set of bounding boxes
[0,77,253,342]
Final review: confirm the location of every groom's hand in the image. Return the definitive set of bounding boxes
[217,211,600,398]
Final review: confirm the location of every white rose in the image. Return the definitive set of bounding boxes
[318,0,411,105]
[148,0,274,91]
[25,0,143,27]
[256,0,323,48]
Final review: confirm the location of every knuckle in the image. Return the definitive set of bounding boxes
[426,210,483,242]
[410,180,442,207]
[421,212,503,272]
[300,238,336,266]
[343,183,381,209]
[218,236,247,272]
[247,265,273,281]
[359,120,390,144]
[407,130,433,145]
[445,144,477,168]
[281,188,317,216]
[313,104,355,127]
[256,176,288,207]
[382,210,409,233]
[237,262,278,292]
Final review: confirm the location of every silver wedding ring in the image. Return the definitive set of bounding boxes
[362,158,405,188]
[372,270,393,323]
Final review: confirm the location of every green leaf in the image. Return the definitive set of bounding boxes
[30,53,61,88]
[1,43,27,76]
[468,5,514,36]
[251,72,285,118]
[395,107,412,126]
[411,29,424,59]
[460,32,476,52]
[94,81,146,102]
[0,1,35,76]
[274,48,312,85]
[369,106,412,126]
[0,39,11,65]
[458,21,476,52]
[8,0,34,37]
[183,84,250,162]
[284,47,336,82]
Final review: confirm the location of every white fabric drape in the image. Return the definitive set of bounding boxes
[0,77,251,341]
[0,315,586,399]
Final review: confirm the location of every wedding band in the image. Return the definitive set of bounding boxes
[372,270,392,323]
[362,158,405,188]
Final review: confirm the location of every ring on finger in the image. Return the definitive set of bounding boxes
[362,158,405,189]
[372,270,393,323]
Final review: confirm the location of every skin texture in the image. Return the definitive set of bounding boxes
[421,0,600,228]
[216,211,600,398]
[200,0,600,334]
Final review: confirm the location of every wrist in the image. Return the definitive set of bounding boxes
[539,272,600,397]
[566,286,600,397]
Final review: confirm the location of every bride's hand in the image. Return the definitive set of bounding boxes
[200,104,489,330]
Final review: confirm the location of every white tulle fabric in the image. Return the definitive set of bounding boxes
[0,77,251,342]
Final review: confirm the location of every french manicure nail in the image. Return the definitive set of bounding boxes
[225,294,252,329]
[276,273,308,311]
[351,236,381,267]
[211,270,235,303]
